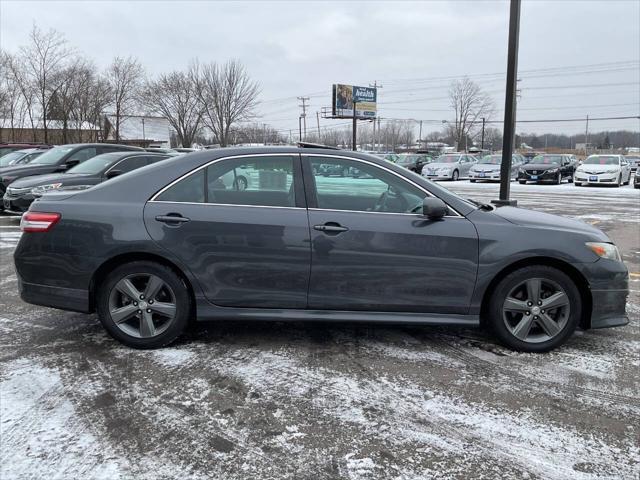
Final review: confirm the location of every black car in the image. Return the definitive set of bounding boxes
[395,153,432,173]
[3,151,171,213]
[518,154,576,184]
[14,145,628,352]
[625,155,640,172]
[0,143,142,211]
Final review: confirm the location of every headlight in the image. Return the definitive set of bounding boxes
[586,242,621,261]
[546,168,559,174]
[31,183,63,195]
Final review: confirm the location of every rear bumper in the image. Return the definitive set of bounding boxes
[17,275,91,313]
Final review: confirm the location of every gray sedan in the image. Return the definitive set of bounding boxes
[422,153,477,181]
[469,154,525,182]
[14,146,628,352]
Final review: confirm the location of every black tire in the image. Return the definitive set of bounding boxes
[452,170,459,181]
[518,180,526,185]
[555,172,562,185]
[574,182,582,186]
[486,265,581,353]
[470,179,476,183]
[616,175,622,187]
[97,261,192,349]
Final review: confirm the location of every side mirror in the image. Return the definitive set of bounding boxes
[106,169,123,179]
[422,197,448,219]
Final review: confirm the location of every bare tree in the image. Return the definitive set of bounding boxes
[19,24,72,143]
[105,56,144,141]
[142,71,202,148]
[193,60,260,147]
[448,77,494,151]
[1,50,38,140]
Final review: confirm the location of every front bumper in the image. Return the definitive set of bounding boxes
[2,192,35,213]
[518,170,559,182]
[423,172,453,180]
[575,259,629,329]
[469,171,501,181]
[575,172,619,185]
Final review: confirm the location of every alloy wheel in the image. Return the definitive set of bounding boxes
[502,277,570,343]
[108,274,177,338]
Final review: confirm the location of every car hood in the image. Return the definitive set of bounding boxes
[426,163,456,169]
[0,163,57,179]
[472,164,501,171]
[522,163,560,171]
[9,173,93,189]
[577,165,620,172]
[492,206,608,240]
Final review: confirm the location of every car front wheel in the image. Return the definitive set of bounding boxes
[487,266,580,352]
[451,170,459,181]
[97,261,192,348]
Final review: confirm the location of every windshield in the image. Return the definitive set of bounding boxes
[435,155,460,163]
[532,155,562,165]
[583,156,620,166]
[67,154,122,174]
[30,146,75,165]
[0,151,26,167]
[479,155,502,165]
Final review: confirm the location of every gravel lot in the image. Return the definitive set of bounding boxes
[1,180,639,480]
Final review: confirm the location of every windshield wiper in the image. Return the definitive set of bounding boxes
[467,198,494,210]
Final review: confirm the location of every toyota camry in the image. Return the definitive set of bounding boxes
[14,145,629,351]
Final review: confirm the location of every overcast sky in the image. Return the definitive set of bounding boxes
[1,0,638,137]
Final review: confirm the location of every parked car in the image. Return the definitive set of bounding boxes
[394,153,432,173]
[517,154,576,184]
[634,171,640,189]
[574,155,632,187]
[3,152,171,213]
[469,154,525,182]
[0,142,51,158]
[422,153,477,181]
[145,147,180,155]
[0,143,142,211]
[174,148,198,153]
[380,153,399,163]
[14,146,628,352]
[0,148,48,167]
[521,151,545,164]
[624,155,640,172]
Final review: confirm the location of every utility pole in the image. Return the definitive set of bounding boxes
[480,117,485,150]
[352,101,358,151]
[377,117,382,152]
[493,0,521,207]
[370,81,382,152]
[298,116,302,142]
[585,115,589,155]
[262,123,267,145]
[297,96,309,141]
[419,120,423,148]
[316,111,321,141]
[289,130,292,145]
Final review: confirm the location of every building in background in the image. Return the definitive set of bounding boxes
[104,115,172,148]
[0,119,100,144]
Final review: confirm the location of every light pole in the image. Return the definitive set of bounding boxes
[493,0,521,207]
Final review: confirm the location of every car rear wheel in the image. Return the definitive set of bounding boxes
[487,266,580,352]
[518,180,526,185]
[97,261,191,348]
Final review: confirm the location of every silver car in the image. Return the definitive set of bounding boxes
[469,154,524,182]
[422,153,477,181]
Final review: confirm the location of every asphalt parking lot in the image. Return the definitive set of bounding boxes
[1,180,639,480]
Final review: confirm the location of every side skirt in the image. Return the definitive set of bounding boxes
[195,301,480,326]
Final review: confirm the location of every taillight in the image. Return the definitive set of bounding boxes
[20,212,61,233]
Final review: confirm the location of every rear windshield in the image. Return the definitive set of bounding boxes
[67,154,123,174]
[583,156,619,165]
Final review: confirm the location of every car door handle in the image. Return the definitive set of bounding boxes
[313,223,348,234]
[155,214,190,225]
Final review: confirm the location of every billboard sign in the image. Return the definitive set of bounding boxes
[332,84,377,119]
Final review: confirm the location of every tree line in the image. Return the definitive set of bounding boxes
[0,24,260,147]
